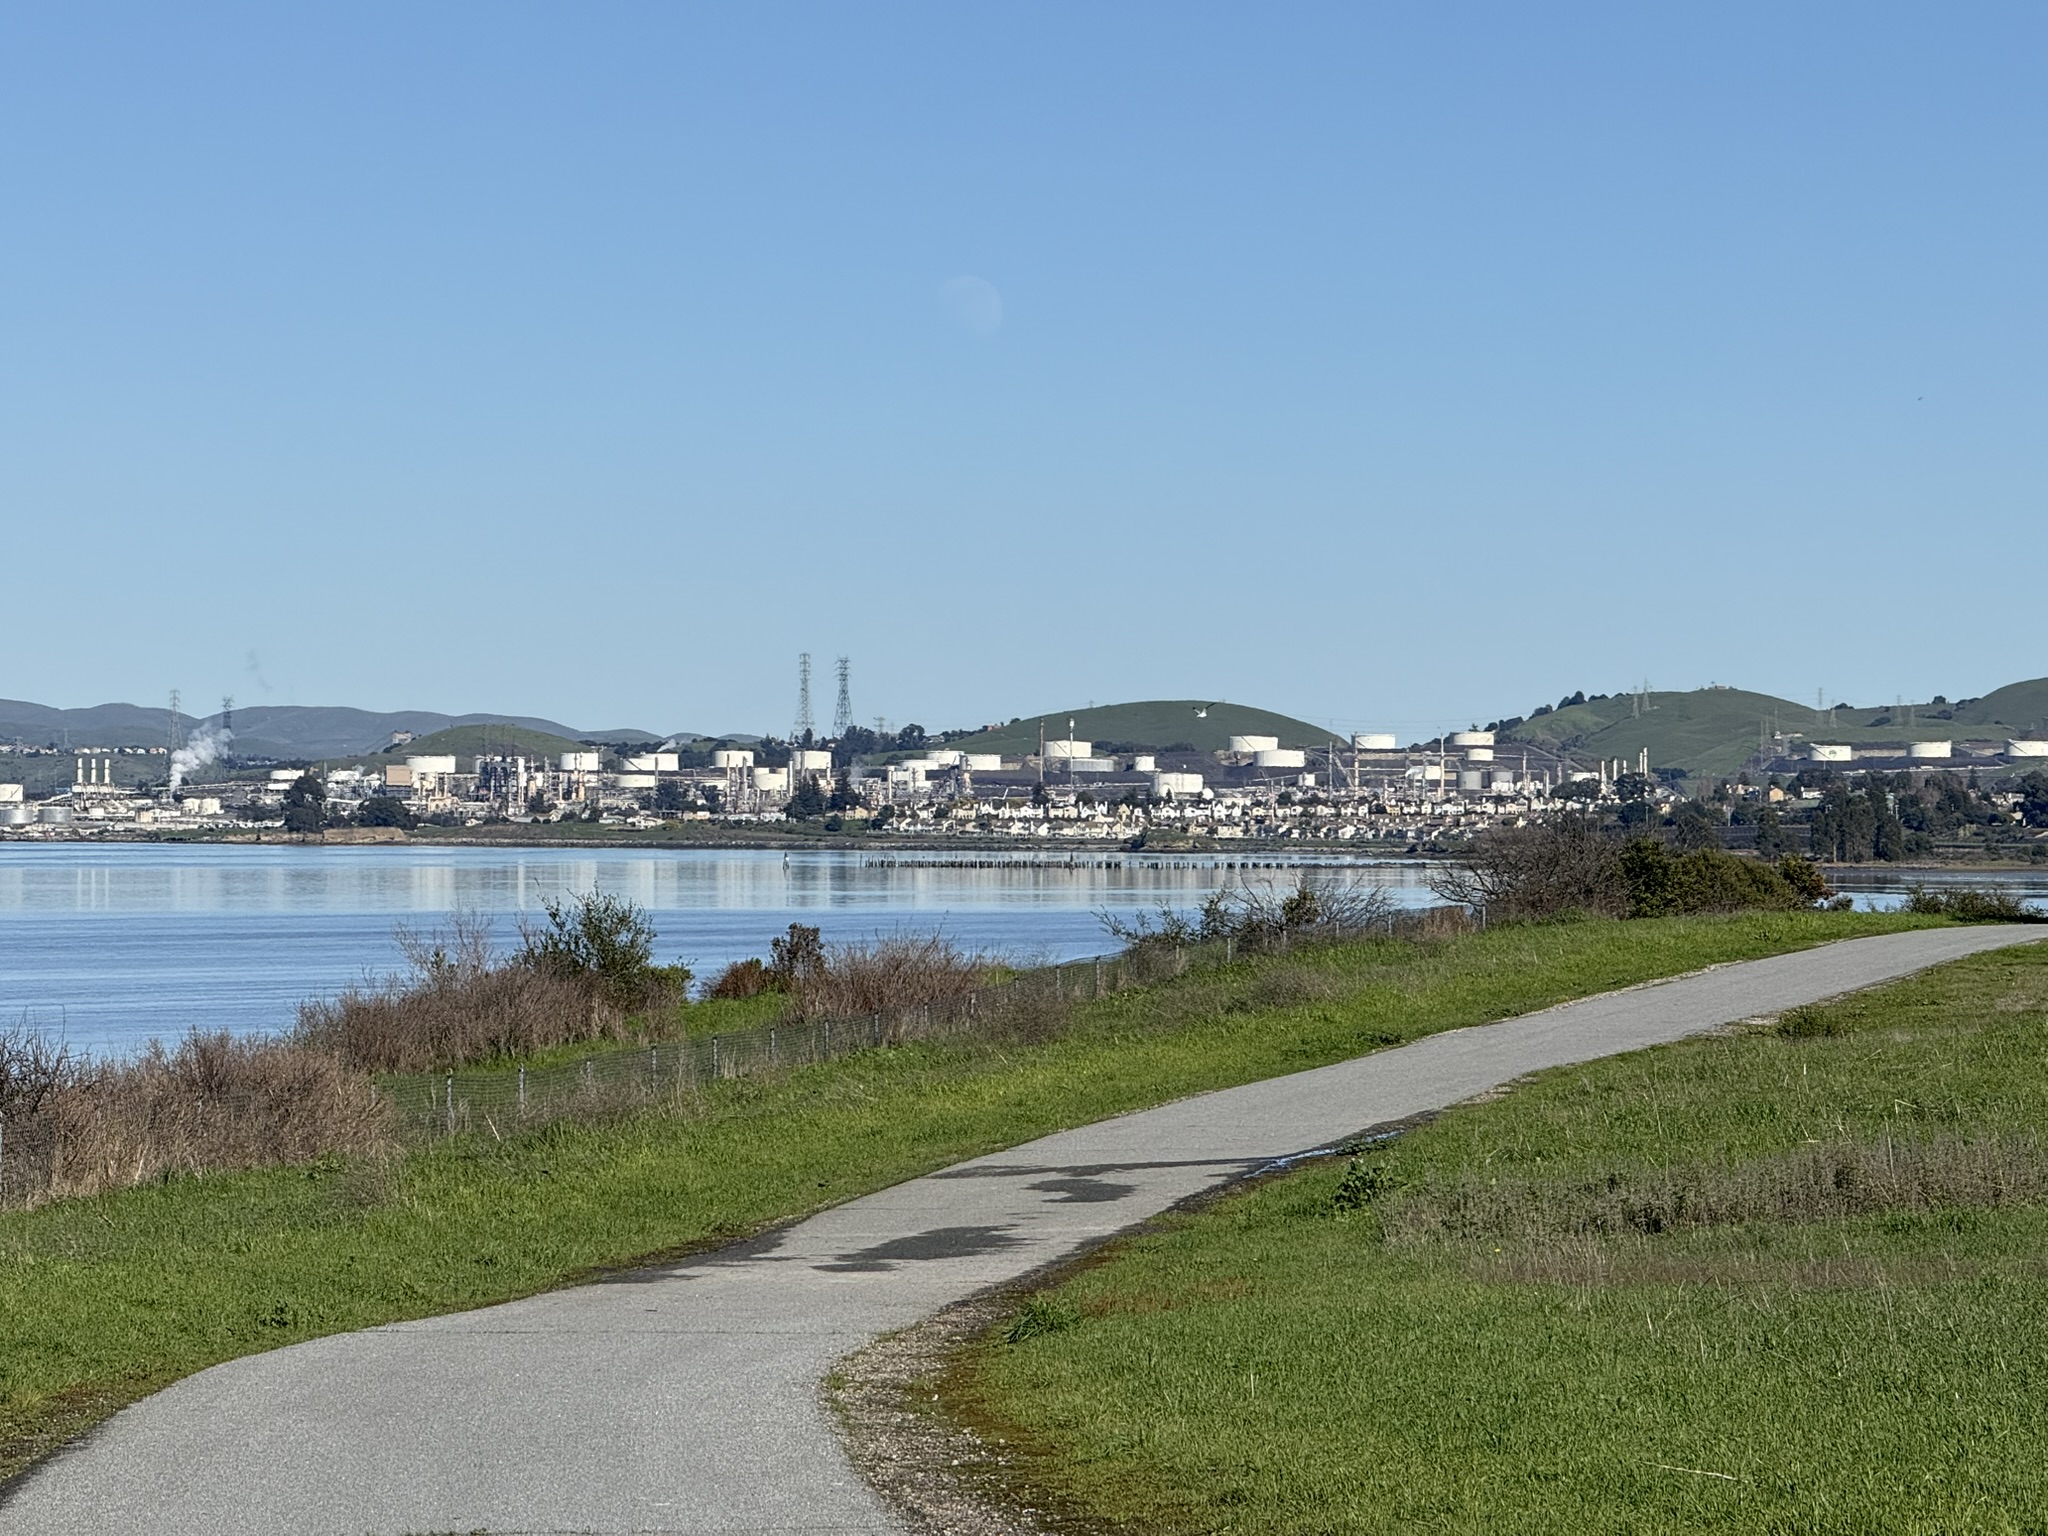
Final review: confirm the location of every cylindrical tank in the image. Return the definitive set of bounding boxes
[752,767,789,792]
[614,773,657,790]
[926,749,963,767]
[963,754,1004,771]
[1808,743,1853,762]
[711,750,754,770]
[1905,740,1953,759]
[793,750,833,772]
[1152,772,1204,797]
[1227,734,1279,754]
[2007,740,2048,758]
[405,755,458,776]
[1131,754,1157,772]
[559,752,603,773]
[1043,739,1092,760]
[1450,731,1495,748]
[1464,747,1495,762]
[0,805,32,826]
[1489,770,1520,793]
[1458,769,1485,792]
[1352,733,1397,750]
[1254,748,1307,769]
[38,805,73,825]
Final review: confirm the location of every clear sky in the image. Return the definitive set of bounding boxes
[4,5,2043,738]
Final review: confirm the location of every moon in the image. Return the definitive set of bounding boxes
[939,275,1003,337]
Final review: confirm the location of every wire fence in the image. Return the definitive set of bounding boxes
[1,905,1469,1209]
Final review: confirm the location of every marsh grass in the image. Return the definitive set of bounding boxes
[958,937,2048,1535]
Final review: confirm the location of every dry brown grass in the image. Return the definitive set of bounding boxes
[293,915,631,1073]
[781,933,998,1024]
[1378,1132,2048,1247]
[1,1029,390,1208]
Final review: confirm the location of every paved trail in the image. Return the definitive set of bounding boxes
[8,926,2040,1535]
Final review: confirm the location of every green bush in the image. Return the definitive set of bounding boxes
[1902,886,2047,923]
[1621,841,1822,918]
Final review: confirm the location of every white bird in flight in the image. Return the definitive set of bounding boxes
[1193,703,1218,718]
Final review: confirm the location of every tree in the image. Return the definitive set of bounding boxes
[282,772,327,834]
[1753,804,1787,857]
[786,777,827,819]
[827,769,853,812]
[2021,772,2048,830]
[519,891,682,1012]
[1671,799,1721,852]
[355,795,416,830]
[653,779,692,815]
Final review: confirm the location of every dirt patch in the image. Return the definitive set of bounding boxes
[829,1294,1072,1536]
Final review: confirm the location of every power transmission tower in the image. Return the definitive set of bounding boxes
[167,689,182,756]
[793,654,814,743]
[221,696,235,766]
[832,656,853,738]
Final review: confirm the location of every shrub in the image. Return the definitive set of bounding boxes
[780,933,995,1023]
[1902,886,2048,923]
[707,957,776,1000]
[1431,815,1627,921]
[519,892,689,1013]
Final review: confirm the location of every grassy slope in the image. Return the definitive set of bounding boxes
[1955,677,2048,735]
[339,722,587,765]
[964,937,2048,1534]
[0,911,1929,1482]
[1504,686,2007,777]
[954,701,1334,756]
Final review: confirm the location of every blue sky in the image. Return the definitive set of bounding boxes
[3,5,2042,737]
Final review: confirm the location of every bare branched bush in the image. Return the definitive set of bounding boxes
[781,933,997,1023]
[707,957,775,1000]
[1431,814,1627,921]
[1103,876,1400,957]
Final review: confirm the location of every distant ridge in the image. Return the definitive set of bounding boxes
[0,700,666,760]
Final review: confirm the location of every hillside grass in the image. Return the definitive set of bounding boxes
[960,936,2048,1534]
[0,909,1935,1486]
[954,699,1331,756]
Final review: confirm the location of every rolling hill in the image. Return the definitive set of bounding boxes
[952,700,1335,756]
[0,700,661,759]
[1502,678,2048,778]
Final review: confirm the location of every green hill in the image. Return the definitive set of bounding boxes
[1505,678,2048,778]
[954,700,1335,757]
[1954,679,2048,735]
[339,724,587,766]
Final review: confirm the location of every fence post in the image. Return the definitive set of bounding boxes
[650,1045,658,1088]
[872,1011,881,1048]
[0,1110,6,1206]
[1094,958,1101,998]
[1226,936,1234,965]
[445,1072,455,1136]
[711,1036,720,1078]
[769,1026,777,1067]
[518,1065,527,1114]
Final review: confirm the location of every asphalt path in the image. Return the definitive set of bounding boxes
[8,925,2040,1535]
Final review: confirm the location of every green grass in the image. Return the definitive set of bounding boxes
[0,909,1935,1485]
[960,936,2048,1534]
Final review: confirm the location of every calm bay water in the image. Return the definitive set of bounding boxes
[2,844,2038,1058]
[0,844,1442,1057]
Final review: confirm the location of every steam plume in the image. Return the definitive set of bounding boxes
[169,727,232,793]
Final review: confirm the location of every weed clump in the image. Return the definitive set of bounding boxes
[1775,1004,1843,1039]
[1902,886,2048,923]
[1005,1293,1081,1344]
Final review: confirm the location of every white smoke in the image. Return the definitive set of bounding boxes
[169,726,233,793]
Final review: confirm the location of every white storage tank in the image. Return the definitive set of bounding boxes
[1044,739,1092,760]
[1464,747,1495,762]
[2007,740,2048,758]
[926,749,964,767]
[38,805,73,825]
[963,754,1004,771]
[1459,769,1486,792]
[559,752,603,773]
[1808,743,1853,762]
[793,750,833,772]
[1255,748,1307,769]
[615,773,658,790]
[1227,734,1279,754]
[621,753,681,773]
[711,750,754,770]
[1352,733,1397,751]
[1131,754,1157,772]
[1450,731,1495,748]
[406,755,458,777]
[753,767,790,793]
[1905,740,1953,759]
[1067,757,1115,773]
[268,768,303,786]
[0,805,31,826]
[1152,772,1205,798]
